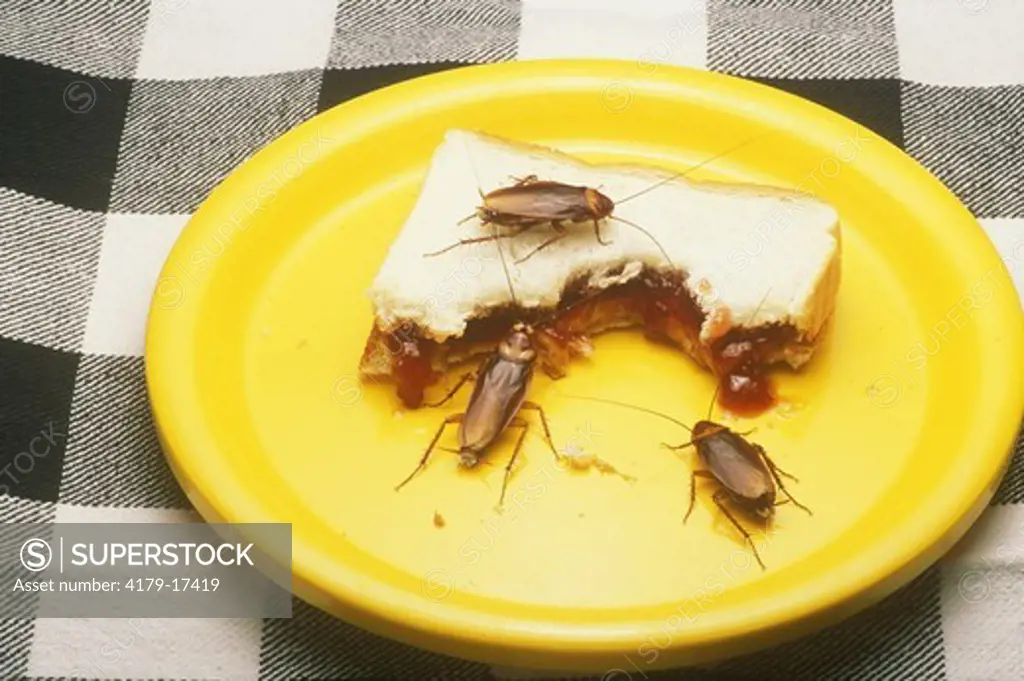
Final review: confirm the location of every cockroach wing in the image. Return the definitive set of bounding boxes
[459,355,531,452]
[700,432,774,501]
[485,184,590,221]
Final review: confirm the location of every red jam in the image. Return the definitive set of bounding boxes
[391,336,436,409]
[370,269,796,416]
[709,326,795,416]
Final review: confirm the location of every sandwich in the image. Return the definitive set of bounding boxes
[360,130,841,414]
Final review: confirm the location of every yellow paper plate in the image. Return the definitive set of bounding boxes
[146,60,1023,672]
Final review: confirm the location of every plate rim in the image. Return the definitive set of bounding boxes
[145,58,1024,670]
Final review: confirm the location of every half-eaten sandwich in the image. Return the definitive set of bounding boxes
[360,130,840,415]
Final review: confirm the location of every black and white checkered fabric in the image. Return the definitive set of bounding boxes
[1,1,1021,679]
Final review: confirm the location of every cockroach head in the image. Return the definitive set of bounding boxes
[583,188,615,218]
[692,420,723,440]
[500,324,536,363]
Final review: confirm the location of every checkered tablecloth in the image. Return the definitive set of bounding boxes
[1,1,1022,679]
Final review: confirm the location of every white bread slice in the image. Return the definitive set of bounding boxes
[367,130,839,356]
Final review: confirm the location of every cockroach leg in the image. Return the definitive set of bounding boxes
[509,174,539,186]
[540,360,567,380]
[712,490,766,571]
[424,232,515,258]
[522,400,632,480]
[684,470,716,523]
[395,414,464,491]
[514,230,568,264]
[499,417,530,506]
[769,464,812,515]
[456,212,479,226]
[593,219,611,246]
[756,445,811,515]
[424,372,476,408]
[766,457,799,482]
[519,401,559,461]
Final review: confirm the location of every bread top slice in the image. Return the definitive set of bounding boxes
[368,129,840,346]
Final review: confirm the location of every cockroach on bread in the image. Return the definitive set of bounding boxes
[396,230,631,506]
[425,133,774,265]
[569,389,810,570]
[426,175,665,265]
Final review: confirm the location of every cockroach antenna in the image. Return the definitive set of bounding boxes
[559,394,693,433]
[705,383,721,421]
[494,223,518,307]
[745,287,773,329]
[454,133,519,305]
[613,130,778,207]
[463,133,488,201]
[606,214,674,265]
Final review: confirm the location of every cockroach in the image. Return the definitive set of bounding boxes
[396,231,630,505]
[425,133,774,264]
[394,319,558,506]
[568,389,810,570]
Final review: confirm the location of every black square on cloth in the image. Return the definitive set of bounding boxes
[0,56,133,212]
[708,0,900,79]
[902,83,1024,219]
[0,189,106,352]
[0,337,78,504]
[318,62,465,112]
[58,355,189,509]
[713,567,945,679]
[752,77,904,149]
[109,72,322,214]
[0,618,35,677]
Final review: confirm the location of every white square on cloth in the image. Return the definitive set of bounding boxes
[940,504,1024,681]
[83,214,190,357]
[27,616,263,681]
[26,505,263,681]
[136,0,338,79]
[893,0,1024,86]
[517,0,708,68]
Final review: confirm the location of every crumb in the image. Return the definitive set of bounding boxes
[296,338,308,349]
[704,305,733,339]
[578,513,585,519]
[433,511,445,528]
[774,400,801,422]
[562,453,635,483]
[393,410,404,420]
